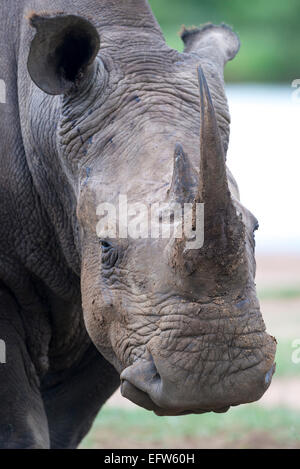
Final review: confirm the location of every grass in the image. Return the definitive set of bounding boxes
[81,405,300,449]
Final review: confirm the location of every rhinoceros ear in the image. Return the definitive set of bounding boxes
[27,13,100,95]
[181,23,240,66]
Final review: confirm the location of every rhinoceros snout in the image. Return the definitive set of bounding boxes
[120,349,276,416]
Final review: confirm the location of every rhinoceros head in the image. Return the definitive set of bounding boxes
[27,7,276,415]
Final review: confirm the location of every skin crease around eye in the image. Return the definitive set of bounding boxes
[100,241,118,268]
[100,240,113,251]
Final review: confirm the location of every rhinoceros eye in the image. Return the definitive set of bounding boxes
[100,240,118,268]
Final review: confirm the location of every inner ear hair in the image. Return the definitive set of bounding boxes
[27,13,100,95]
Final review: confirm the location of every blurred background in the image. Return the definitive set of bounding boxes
[81,0,300,449]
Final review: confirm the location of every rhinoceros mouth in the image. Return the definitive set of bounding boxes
[120,348,276,416]
[120,379,230,416]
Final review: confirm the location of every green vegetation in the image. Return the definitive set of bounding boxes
[81,405,300,448]
[274,339,300,377]
[148,0,300,83]
[258,287,300,301]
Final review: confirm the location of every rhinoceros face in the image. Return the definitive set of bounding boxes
[28,13,276,415]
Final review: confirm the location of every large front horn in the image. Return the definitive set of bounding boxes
[197,66,231,215]
[170,67,244,272]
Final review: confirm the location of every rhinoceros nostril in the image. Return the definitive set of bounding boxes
[120,355,161,392]
[120,357,163,411]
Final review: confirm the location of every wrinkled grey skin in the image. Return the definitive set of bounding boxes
[0,0,276,449]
